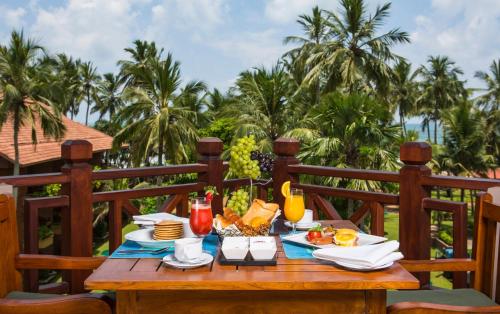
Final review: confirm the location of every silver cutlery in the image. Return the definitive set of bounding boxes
[116,246,172,254]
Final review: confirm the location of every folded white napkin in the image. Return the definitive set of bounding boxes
[133,213,188,224]
[312,240,403,268]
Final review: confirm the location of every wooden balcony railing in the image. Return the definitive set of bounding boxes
[0,137,498,294]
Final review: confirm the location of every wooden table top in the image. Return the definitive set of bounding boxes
[85,220,419,291]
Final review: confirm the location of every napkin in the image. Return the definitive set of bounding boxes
[312,240,403,268]
[133,213,188,224]
[133,213,194,237]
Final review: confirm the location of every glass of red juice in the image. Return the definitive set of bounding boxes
[189,197,213,237]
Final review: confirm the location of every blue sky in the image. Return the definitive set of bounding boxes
[1,0,499,124]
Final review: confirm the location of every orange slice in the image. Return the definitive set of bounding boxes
[281,181,291,198]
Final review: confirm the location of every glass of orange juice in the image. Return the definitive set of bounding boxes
[284,188,305,233]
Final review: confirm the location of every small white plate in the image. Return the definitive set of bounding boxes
[125,229,179,249]
[162,253,214,269]
[282,231,387,249]
[284,221,321,230]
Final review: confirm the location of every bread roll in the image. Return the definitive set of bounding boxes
[216,214,233,228]
[241,199,276,225]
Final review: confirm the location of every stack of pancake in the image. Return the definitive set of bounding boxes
[153,220,183,240]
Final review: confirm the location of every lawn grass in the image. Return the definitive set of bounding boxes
[384,211,452,289]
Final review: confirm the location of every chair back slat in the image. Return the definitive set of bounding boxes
[473,192,500,303]
[0,194,22,297]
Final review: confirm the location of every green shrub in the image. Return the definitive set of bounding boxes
[438,230,453,245]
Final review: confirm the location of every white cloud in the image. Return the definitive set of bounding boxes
[396,0,500,87]
[210,29,284,68]
[264,0,335,24]
[3,7,27,28]
[264,0,387,24]
[29,0,141,72]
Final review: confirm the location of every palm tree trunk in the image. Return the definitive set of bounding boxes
[434,119,438,144]
[85,91,90,125]
[13,110,20,206]
[400,111,406,137]
[426,124,431,142]
[158,130,164,167]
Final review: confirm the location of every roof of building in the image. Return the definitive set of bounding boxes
[0,98,114,167]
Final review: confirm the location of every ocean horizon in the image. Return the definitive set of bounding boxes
[406,123,443,144]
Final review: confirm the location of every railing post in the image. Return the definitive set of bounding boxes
[197,138,223,215]
[60,140,93,294]
[272,138,300,209]
[399,142,432,287]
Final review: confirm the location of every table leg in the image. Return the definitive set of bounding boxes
[366,290,387,314]
[116,291,137,314]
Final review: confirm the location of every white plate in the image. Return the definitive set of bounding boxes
[334,260,393,271]
[124,229,179,249]
[162,253,213,269]
[312,252,394,271]
[282,231,387,249]
[284,221,321,230]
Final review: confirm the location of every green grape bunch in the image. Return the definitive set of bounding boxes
[229,135,261,179]
[227,189,250,215]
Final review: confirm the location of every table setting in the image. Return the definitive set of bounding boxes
[111,181,404,272]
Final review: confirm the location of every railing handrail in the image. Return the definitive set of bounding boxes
[92,182,205,202]
[0,172,70,187]
[287,164,400,183]
[421,174,499,190]
[91,163,208,181]
[294,182,399,204]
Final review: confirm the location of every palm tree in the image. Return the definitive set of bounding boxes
[229,64,294,151]
[391,60,418,136]
[114,52,198,166]
[118,40,162,87]
[80,61,100,125]
[42,53,83,119]
[417,55,466,144]
[284,6,330,104]
[175,80,208,128]
[475,59,500,112]
[439,100,492,177]
[0,31,66,176]
[286,92,400,190]
[303,0,410,95]
[93,73,124,122]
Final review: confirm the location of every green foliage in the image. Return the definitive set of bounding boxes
[139,197,158,215]
[38,224,54,240]
[44,183,61,196]
[438,230,453,245]
[199,118,236,150]
[438,101,493,176]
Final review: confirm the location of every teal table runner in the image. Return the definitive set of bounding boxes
[280,234,315,259]
[109,234,219,259]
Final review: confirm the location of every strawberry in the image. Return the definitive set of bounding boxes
[204,186,218,203]
[205,191,213,203]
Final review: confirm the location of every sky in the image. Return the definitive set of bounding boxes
[0,0,499,124]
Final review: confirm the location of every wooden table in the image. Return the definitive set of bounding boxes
[85,220,419,314]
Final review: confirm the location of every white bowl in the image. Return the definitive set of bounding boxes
[124,229,176,249]
[250,236,277,260]
[221,237,249,260]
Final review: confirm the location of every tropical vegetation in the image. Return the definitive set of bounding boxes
[0,0,498,183]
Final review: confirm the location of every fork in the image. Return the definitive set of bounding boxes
[116,246,172,255]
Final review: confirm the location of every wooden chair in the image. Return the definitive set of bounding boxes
[0,194,112,314]
[388,191,500,313]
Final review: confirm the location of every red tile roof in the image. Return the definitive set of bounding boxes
[0,98,114,167]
